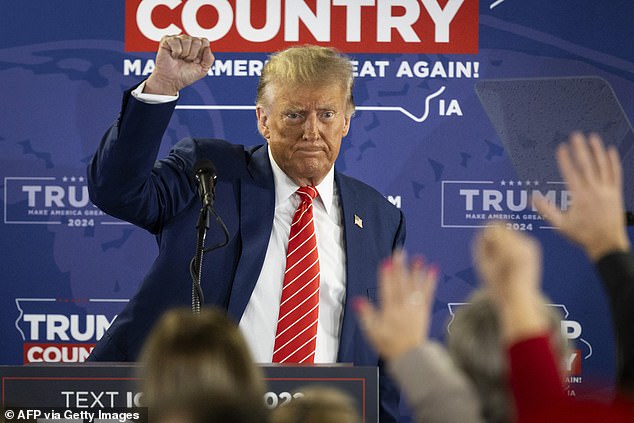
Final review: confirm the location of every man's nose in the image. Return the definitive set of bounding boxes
[302,113,320,140]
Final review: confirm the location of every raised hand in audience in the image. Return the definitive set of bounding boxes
[473,223,549,344]
[534,132,634,398]
[533,132,630,260]
[355,252,484,423]
[354,251,438,360]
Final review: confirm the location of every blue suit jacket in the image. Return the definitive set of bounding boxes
[87,90,405,422]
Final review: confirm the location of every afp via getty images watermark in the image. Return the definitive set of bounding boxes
[2,407,148,423]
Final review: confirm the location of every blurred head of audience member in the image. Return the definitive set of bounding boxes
[138,307,267,422]
[156,391,270,423]
[270,386,360,423]
[447,289,569,423]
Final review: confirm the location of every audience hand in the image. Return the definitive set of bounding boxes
[354,251,438,361]
[533,132,630,261]
[145,34,214,96]
[473,224,549,344]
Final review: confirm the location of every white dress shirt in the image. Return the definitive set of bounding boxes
[132,83,347,363]
[239,148,346,363]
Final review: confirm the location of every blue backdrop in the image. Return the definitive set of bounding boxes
[2,0,634,412]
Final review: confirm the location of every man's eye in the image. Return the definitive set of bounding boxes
[286,112,302,119]
[321,111,335,119]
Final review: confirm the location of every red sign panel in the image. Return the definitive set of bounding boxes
[125,0,478,53]
[24,343,95,363]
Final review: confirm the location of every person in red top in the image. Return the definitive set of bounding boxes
[476,131,634,421]
[358,133,634,422]
[475,222,633,422]
[534,132,634,400]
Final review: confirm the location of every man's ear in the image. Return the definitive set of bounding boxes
[256,106,270,139]
[342,114,351,137]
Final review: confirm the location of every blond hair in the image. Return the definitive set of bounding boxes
[256,45,355,113]
[139,307,266,414]
[270,386,360,423]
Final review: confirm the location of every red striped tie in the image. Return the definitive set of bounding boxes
[272,186,320,364]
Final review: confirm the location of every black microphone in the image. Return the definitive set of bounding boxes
[193,159,217,208]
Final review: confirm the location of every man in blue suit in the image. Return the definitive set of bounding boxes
[88,35,405,422]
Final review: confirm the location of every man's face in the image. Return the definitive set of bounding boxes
[256,82,351,186]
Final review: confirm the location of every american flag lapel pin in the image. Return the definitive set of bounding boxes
[354,214,363,228]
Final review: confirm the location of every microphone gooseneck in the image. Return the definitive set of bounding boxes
[190,159,229,314]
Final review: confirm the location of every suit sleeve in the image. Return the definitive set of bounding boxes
[87,89,198,233]
[595,251,634,395]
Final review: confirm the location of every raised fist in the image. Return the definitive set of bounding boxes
[144,34,215,95]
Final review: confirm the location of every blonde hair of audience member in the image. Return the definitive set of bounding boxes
[270,386,360,423]
[138,307,266,416]
[255,45,355,114]
[447,290,569,423]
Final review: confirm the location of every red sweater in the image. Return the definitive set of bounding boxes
[508,335,634,422]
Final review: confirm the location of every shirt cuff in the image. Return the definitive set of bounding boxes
[131,81,179,104]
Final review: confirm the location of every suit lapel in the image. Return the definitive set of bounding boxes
[227,163,376,363]
[227,145,275,320]
[335,173,365,363]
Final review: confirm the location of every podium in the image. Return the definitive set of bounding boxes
[0,364,378,422]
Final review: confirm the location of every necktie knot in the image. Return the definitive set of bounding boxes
[297,186,318,202]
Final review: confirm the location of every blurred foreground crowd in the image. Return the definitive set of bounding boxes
[138,134,634,423]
